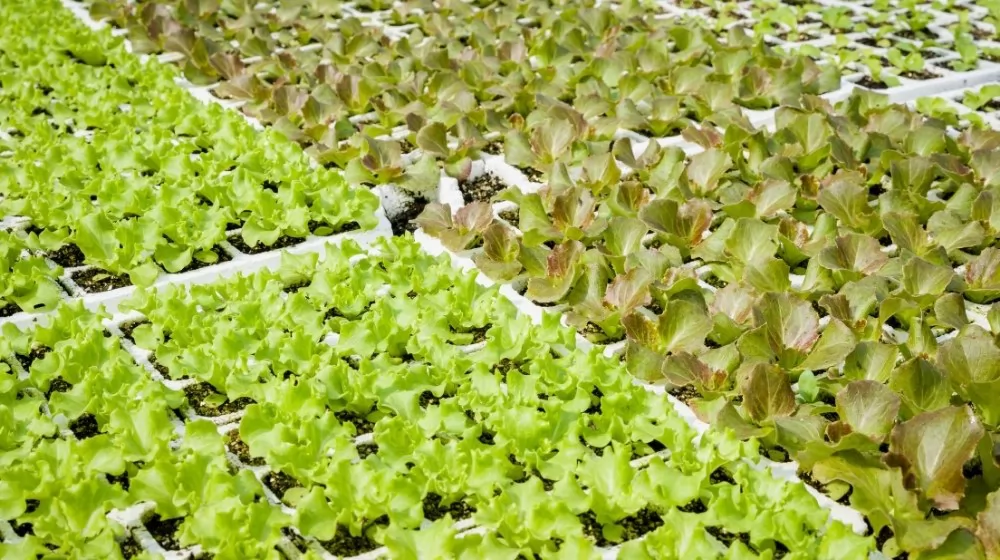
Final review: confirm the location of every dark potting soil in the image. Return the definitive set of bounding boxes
[0,302,20,317]
[16,345,51,371]
[900,69,939,81]
[226,430,264,466]
[117,320,148,342]
[282,527,311,553]
[646,299,664,315]
[175,245,233,274]
[579,322,625,344]
[422,493,476,521]
[579,507,664,546]
[340,355,362,370]
[757,444,791,462]
[481,140,504,155]
[515,165,544,183]
[512,468,555,491]
[581,436,607,457]
[836,485,854,506]
[309,220,360,236]
[146,514,183,550]
[264,471,302,501]
[44,376,71,398]
[531,297,557,308]
[388,196,428,236]
[971,26,994,41]
[397,138,416,154]
[497,208,518,225]
[318,522,383,556]
[678,499,707,513]
[184,382,254,417]
[710,467,737,485]
[493,358,519,375]
[419,390,451,408]
[854,76,890,90]
[282,280,311,293]
[107,470,131,491]
[797,468,826,493]
[706,526,757,552]
[451,324,491,344]
[667,385,700,405]
[120,534,143,558]
[893,28,937,41]
[459,172,508,203]
[820,410,840,423]
[148,355,177,379]
[965,457,985,480]
[333,409,375,434]
[47,243,86,267]
[69,413,100,439]
[11,519,33,537]
[72,268,132,293]
[874,526,911,559]
[356,442,379,459]
[227,234,306,255]
[854,37,885,48]
[478,428,495,445]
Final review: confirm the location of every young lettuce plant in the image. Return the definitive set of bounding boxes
[886,48,929,78]
[412,118,489,180]
[0,230,63,312]
[950,32,980,71]
[71,213,163,287]
[503,103,588,179]
[861,55,902,88]
[963,85,1000,112]
[343,135,441,193]
[413,202,494,252]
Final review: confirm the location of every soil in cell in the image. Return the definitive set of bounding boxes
[227,234,306,255]
[389,195,428,236]
[515,164,544,183]
[175,245,233,274]
[119,534,143,558]
[459,172,508,203]
[482,140,504,155]
[69,413,100,439]
[422,492,476,521]
[578,507,664,546]
[318,522,383,557]
[854,76,890,90]
[117,320,148,342]
[706,526,757,552]
[226,430,264,466]
[451,324,491,344]
[580,322,625,344]
[0,302,21,317]
[900,69,939,81]
[146,514,183,550]
[497,208,519,225]
[184,382,254,417]
[309,220,360,236]
[264,471,302,501]
[667,385,700,405]
[72,268,132,293]
[16,346,51,371]
[678,499,707,513]
[333,409,375,434]
[356,442,379,459]
[46,243,86,267]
